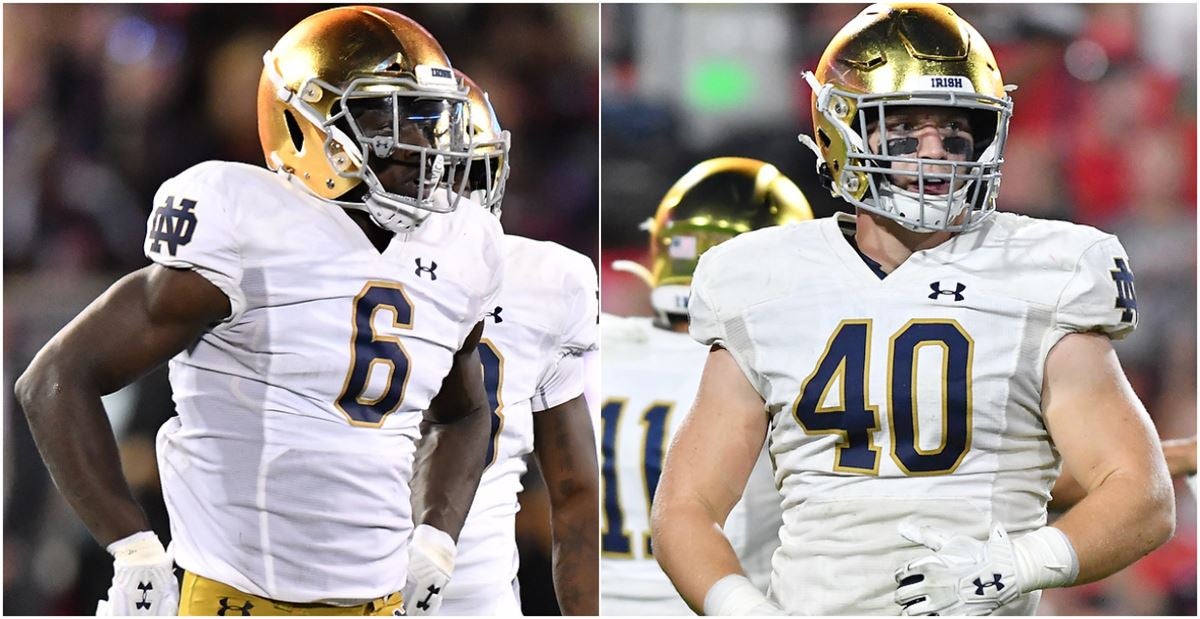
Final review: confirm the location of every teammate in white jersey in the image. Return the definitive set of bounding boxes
[601,158,812,615]
[16,7,504,616]
[652,3,1175,616]
[412,71,599,616]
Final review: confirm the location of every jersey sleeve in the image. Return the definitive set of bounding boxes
[144,169,245,325]
[1055,235,1138,340]
[688,249,768,397]
[473,216,507,327]
[532,253,598,412]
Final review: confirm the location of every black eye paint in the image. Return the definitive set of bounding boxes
[943,136,972,156]
[887,137,919,154]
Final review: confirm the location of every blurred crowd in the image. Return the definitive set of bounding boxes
[3,3,597,615]
[602,3,1196,616]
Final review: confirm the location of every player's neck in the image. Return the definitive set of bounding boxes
[853,212,954,273]
[344,209,393,253]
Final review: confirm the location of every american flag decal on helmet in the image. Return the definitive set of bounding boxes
[668,236,697,259]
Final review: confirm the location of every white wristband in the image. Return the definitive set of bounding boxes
[703,574,782,616]
[107,531,169,565]
[1012,526,1079,593]
[411,524,457,577]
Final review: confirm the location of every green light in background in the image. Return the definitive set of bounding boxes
[687,60,754,111]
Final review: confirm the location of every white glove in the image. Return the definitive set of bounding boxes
[893,522,1020,616]
[703,574,784,616]
[96,531,179,616]
[893,521,1077,616]
[403,525,456,615]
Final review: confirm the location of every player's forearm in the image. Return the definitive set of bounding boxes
[548,491,599,615]
[410,411,489,541]
[533,396,600,615]
[1162,437,1197,477]
[1052,468,1174,584]
[15,354,150,546]
[651,499,747,614]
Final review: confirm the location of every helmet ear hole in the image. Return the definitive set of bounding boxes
[817,128,832,149]
[283,110,305,153]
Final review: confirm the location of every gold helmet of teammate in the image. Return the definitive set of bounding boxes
[613,157,814,323]
[457,70,511,216]
[258,6,473,231]
[798,2,1014,232]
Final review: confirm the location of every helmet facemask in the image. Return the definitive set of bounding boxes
[803,72,1012,233]
[263,51,475,232]
[464,126,511,217]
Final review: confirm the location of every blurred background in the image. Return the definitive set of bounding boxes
[3,3,597,615]
[602,3,1196,615]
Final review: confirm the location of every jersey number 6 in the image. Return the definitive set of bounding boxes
[793,319,973,476]
[335,281,414,426]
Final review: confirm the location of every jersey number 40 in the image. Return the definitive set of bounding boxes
[794,319,974,476]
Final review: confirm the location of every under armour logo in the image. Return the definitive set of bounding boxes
[1110,257,1137,324]
[148,196,198,256]
[416,584,441,611]
[415,258,438,280]
[972,574,1006,596]
[928,281,966,301]
[135,582,153,610]
[217,597,254,616]
[486,306,503,323]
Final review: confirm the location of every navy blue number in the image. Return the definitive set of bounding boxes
[792,321,881,473]
[600,400,631,555]
[336,282,414,426]
[794,319,973,476]
[889,322,973,475]
[478,340,504,468]
[640,404,671,555]
[601,399,673,557]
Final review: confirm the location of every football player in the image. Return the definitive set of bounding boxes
[409,71,599,616]
[16,7,503,616]
[601,158,812,615]
[652,3,1175,616]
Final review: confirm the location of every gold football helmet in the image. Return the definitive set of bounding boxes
[258,6,473,231]
[798,2,1014,232]
[457,70,511,216]
[613,157,814,322]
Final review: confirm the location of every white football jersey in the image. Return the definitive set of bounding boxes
[689,212,1138,615]
[146,161,504,604]
[442,235,598,604]
[600,314,783,616]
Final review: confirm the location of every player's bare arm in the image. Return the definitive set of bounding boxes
[16,264,227,615]
[651,346,777,615]
[1162,437,1198,478]
[411,319,493,540]
[15,265,229,546]
[532,393,599,615]
[1042,331,1175,583]
[405,319,493,615]
[1050,435,1195,511]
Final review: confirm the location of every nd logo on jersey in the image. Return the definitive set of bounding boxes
[149,196,198,256]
